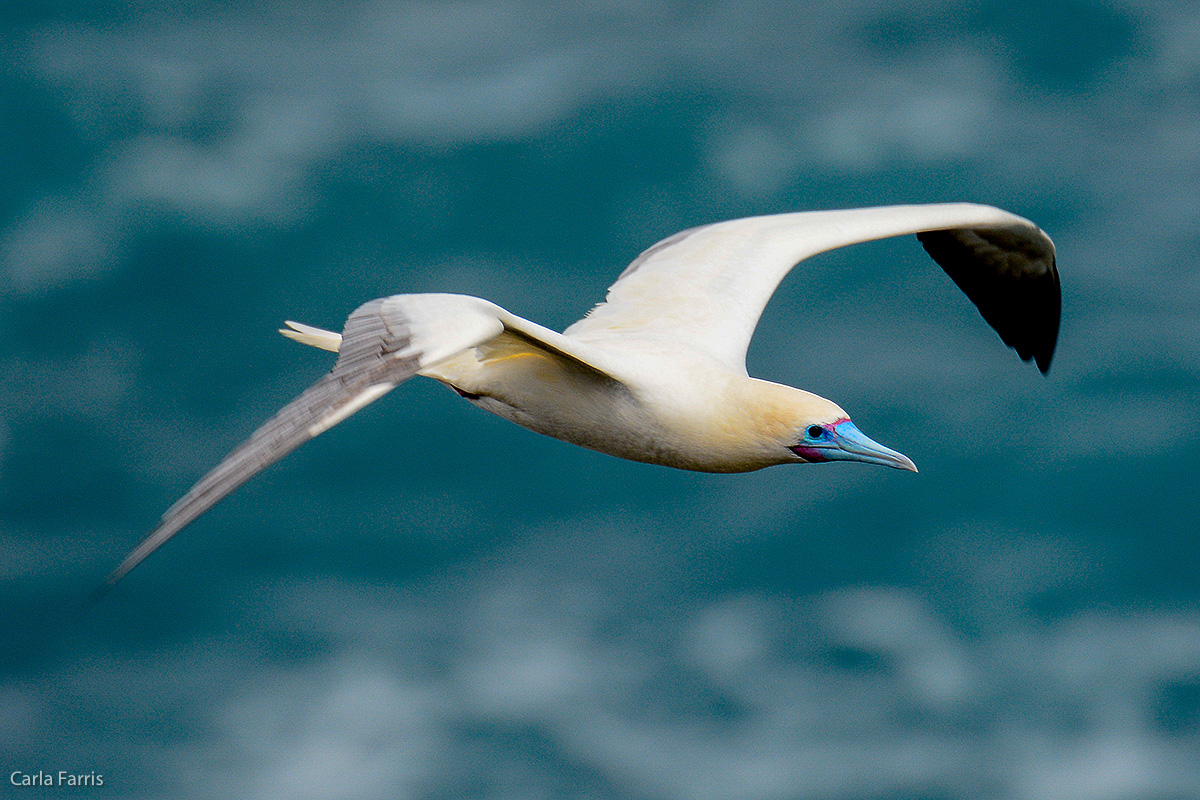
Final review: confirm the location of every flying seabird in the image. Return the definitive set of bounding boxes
[99,203,1059,591]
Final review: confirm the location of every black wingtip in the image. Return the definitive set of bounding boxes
[1036,350,1053,375]
[1022,330,1056,375]
[917,227,1060,376]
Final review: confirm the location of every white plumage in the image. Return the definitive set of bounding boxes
[99,203,1059,591]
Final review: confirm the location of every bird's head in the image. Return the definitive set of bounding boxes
[788,415,917,472]
[747,382,917,472]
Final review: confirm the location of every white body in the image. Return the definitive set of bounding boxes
[423,335,816,472]
[101,203,1058,589]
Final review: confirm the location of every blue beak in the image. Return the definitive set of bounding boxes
[826,419,918,472]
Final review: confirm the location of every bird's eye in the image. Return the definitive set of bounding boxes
[807,425,824,439]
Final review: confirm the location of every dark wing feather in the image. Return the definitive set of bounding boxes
[566,204,1059,373]
[917,225,1060,373]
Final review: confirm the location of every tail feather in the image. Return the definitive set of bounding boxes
[279,320,342,352]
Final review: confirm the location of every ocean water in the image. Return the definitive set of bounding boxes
[3,1,1200,798]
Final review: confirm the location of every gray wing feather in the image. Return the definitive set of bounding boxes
[96,296,487,595]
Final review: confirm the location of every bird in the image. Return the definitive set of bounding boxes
[98,203,1059,593]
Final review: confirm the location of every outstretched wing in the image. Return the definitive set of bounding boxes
[564,203,1059,373]
[97,294,519,593]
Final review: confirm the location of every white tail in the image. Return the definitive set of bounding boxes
[279,320,342,352]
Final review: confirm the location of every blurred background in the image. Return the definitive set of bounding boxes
[3,0,1200,797]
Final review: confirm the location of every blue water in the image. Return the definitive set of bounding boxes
[4,1,1200,798]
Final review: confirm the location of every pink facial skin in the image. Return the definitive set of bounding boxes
[790,417,850,462]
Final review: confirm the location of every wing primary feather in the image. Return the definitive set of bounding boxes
[916,226,1060,373]
[93,296,504,599]
[92,373,400,598]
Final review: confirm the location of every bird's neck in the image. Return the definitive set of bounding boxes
[638,376,830,473]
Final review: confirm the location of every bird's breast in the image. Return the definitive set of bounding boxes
[423,339,784,473]
[423,340,662,462]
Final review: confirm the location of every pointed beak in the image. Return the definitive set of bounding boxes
[827,419,918,472]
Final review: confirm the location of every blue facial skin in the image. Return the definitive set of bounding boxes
[790,419,917,472]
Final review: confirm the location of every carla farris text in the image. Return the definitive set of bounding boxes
[11,771,104,787]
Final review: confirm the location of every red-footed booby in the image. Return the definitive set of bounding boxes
[99,203,1059,591]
